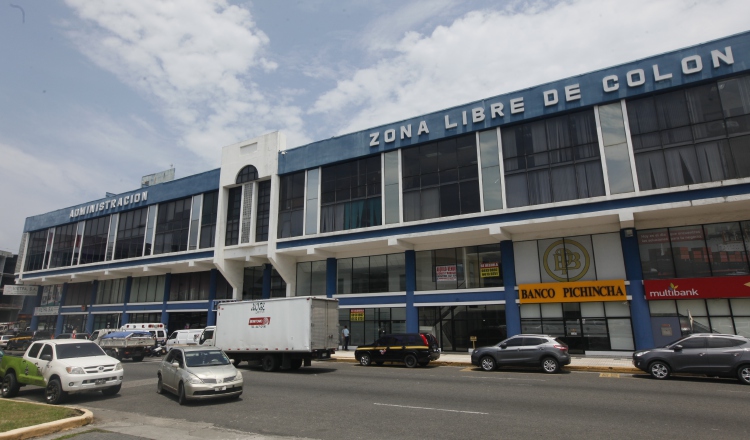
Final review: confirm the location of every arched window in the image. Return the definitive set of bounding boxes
[236,165,258,184]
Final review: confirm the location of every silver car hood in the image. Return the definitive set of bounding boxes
[187,364,239,380]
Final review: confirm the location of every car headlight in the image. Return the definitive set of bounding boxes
[186,374,204,384]
[66,366,85,374]
[635,351,649,357]
[234,372,243,382]
[115,362,123,371]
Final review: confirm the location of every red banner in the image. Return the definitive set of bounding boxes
[644,276,750,300]
[248,317,271,326]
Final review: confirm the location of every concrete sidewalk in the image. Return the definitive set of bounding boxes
[332,349,640,373]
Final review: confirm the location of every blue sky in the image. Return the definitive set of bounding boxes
[1,0,749,254]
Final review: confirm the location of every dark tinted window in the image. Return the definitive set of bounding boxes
[27,342,43,358]
[503,337,525,347]
[708,337,746,348]
[678,337,707,349]
[522,337,546,346]
[56,343,106,359]
[40,344,53,359]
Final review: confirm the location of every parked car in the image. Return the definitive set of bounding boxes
[0,335,13,349]
[6,330,53,351]
[633,333,750,384]
[56,333,91,340]
[156,347,243,405]
[355,333,440,368]
[470,334,571,374]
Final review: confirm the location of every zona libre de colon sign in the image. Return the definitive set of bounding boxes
[518,280,627,304]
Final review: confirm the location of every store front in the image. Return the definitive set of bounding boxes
[167,312,208,334]
[418,304,505,351]
[339,307,406,347]
[644,276,750,346]
[61,314,87,333]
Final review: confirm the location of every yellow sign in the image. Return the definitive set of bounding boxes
[480,262,500,278]
[518,280,627,304]
[350,309,365,322]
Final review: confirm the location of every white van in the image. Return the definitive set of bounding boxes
[121,323,168,344]
[166,329,203,351]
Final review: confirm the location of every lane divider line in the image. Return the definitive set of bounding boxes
[374,403,488,415]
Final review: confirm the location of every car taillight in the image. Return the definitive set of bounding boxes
[420,334,429,346]
[554,344,567,351]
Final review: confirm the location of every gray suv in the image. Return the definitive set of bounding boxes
[633,333,750,384]
[470,334,571,374]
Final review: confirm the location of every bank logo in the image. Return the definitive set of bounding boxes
[542,239,590,282]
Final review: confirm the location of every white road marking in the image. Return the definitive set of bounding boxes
[464,375,546,382]
[374,403,488,415]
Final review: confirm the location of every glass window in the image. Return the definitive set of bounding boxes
[199,191,219,249]
[270,268,287,298]
[415,244,502,291]
[305,169,320,235]
[154,198,191,254]
[24,230,49,272]
[80,217,110,264]
[296,261,327,296]
[384,151,400,224]
[679,337,707,349]
[64,282,92,306]
[97,279,126,304]
[49,223,77,268]
[130,275,166,303]
[335,253,406,294]
[278,172,305,238]
[320,156,381,233]
[236,165,258,184]
[114,208,148,260]
[255,181,271,242]
[520,304,541,319]
[479,130,503,210]
[704,222,749,276]
[170,272,211,301]
[604,301,631,317]
[187,195,202,251]
[242,266,264,300]
[402,135,480,221]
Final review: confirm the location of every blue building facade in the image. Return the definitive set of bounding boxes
[14,32,750,353]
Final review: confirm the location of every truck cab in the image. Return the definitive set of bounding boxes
[1,339,123,404]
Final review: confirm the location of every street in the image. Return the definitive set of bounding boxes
[12,358,750,440]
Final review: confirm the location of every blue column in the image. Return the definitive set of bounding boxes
[262,264,272,299]
[326,258,337,299]
[121,276,133,326]
[621,229,655,350]
[207,269,218,326]
[55,283,68,336]
[30,286,43,331]
[405,250,418,333]
[86,280,98,334]
[501,240,521,338]
[161,274,171,328]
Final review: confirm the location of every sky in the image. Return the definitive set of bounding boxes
[1,0,750,255]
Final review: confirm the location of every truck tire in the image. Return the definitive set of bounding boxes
[261,354,280,372]
[46,378,67,405]
[101,384,121,396]
[2,372,20,398]
[132,356,144,362]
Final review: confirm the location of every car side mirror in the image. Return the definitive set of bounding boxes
[673,345,683,351]
[172,362,180,368]
[41,354,52,361]
[500,343,507,349]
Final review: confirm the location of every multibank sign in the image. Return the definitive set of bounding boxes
[279,31,750,174]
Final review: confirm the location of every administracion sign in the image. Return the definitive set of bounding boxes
[644,276,750,300]
[519,280,627,304]
[3,285,39,296]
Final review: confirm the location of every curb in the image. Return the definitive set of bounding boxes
[330,357,641,374]
[0,403,93,440]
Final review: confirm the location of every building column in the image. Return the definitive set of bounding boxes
[621,229,655,350]
[54,283,68,336]
[405,250,418,333]
[121,276,133,326]
[29,286,43,331]
[326,258,336,299]
[86,280,98,334]
[262,264,272,299]
[161,274,171,328]
[207,269,218,326]
[501,240,521,338]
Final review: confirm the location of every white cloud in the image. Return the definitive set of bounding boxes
[64,0,309,159]
[311,0,750,135]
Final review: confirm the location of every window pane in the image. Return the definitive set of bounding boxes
[669,226,711,278]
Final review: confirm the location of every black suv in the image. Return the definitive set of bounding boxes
[633,333,750,384]
[355,333,440,367]
[470,334,571,374]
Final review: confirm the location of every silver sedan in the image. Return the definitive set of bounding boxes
[157,347,243,404]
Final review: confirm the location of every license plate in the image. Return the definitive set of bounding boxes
[216,386,226,391]
[96,379,106,385]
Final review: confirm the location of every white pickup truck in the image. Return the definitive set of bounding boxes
[0,339,123,404]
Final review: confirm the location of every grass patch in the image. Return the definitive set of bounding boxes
[0,400,80,432]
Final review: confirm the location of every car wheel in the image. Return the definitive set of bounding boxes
[649,361,671,380]
[261,354,280,372]
[480,356,497,372]
[359,353,372,366]
[101,384,121,396]
[2,372,20,398]
[404,354,418,368]
[737,364,750,385]
[156,375,164,394]
[177,382,187,405]
[541,357,560,374]
[46,378,67,405]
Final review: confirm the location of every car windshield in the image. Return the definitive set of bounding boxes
[55,343,107,359]
[184,350,230,367]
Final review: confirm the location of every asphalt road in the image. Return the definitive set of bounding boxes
[12,357,750,440]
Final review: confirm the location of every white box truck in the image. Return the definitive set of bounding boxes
[199,297,338,371]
